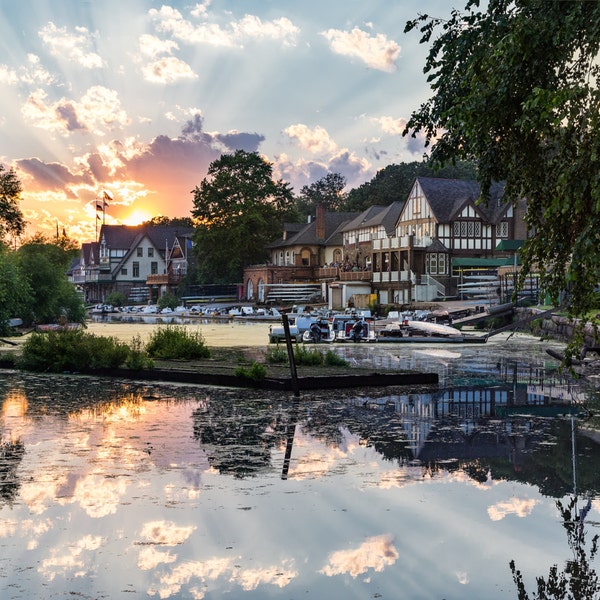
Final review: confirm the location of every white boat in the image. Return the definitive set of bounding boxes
[302,319,336,343]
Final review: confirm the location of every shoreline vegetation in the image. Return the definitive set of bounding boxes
[0,323,439,390]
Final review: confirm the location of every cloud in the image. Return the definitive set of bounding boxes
[149,5,299,48]
[373,115,408,136]
[21,86,130,137]
[38,22,104,69]
[0,54,55,87]
[320,534,398,577]
[138,33,180,58]
[283,124,338,155]
[16,157,89,192]
[141,56,198,84]
[140,520,196,546]
[487,498,538,521]
[321,27,400,72]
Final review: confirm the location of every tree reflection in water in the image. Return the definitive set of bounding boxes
[0,437,25,505]
[510,496,600,600]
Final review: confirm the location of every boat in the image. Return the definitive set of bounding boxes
[330,314,376,343]
[301,318,336,343]
[375,320,487,344]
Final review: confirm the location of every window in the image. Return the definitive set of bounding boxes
[136,247,143,257]
[121,268,127,276]
[133,262,140,278]
[151,262,158,275]
[148,247,154,257]
[496,221,509,238]
[454,221,481,237]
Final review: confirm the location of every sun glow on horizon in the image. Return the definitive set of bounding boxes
[121,209,153,226]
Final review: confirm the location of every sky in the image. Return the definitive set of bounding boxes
[0,0,455,244]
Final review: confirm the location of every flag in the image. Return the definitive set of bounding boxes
[103,190,112,205]
[97,214,101,220]
[96,203,103,211]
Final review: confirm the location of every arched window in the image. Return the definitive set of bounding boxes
[246,279,254,299]
[257,279,265,302]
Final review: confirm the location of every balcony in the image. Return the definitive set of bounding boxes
[339,270,372,282]
[146,273,184,285]
[373,235,433,251]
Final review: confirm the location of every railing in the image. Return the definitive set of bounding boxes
[146,273,184,285]
[316,267,338,278]
[372,271,413,283]
[339,271,372,282]
[373,235,433,251]
[419,274,445,297]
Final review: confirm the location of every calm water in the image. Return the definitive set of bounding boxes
[1,333,599,599]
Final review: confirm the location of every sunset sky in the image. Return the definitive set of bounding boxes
[0,0,454,244]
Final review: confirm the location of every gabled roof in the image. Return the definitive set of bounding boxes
[417,177,507,224]
[270,211,359,249]
[341,205,388,232]
[355,201,405,236]
[99,224,194,251]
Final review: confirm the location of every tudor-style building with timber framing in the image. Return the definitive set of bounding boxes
[370,177,527,304]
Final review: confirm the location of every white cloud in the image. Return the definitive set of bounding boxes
[141,56,198,84]
[138,33,179,58]
[38,22,104,69]
[149,5,299,48]
[321,27,400,72]
[22,86,130,136]
[283,124,338,155]
[373,115,408,136]
[320,534,398,577]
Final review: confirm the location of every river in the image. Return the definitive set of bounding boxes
[1,319,599,599]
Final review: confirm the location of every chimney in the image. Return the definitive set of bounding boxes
[316,204,326,240]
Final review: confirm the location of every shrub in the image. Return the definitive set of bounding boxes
[265,345,288,364]
[18,329,129,372]
[324,350,348,367]
[125,334,155,370]
[234,361,267,381]
[157,292,180,311]
[104,291,127,308]
[145,325,210,360]
[294,345,324,366]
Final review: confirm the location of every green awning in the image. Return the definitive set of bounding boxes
[451,257,518,268]
[495,239,525,251]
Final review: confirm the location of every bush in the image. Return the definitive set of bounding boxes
[324,350,348,366]
[265,345,288,364]
[234,361,267,381]
[145,325,210,360]
[157,292,180,311]
[294,345,324,366]
[125,334,155,370]
[18,329,129,372]
[104,291,127,308]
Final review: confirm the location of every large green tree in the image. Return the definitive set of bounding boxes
[0,164,25,243]
[342,160,477,212]
[403,0,600,340]
[191,150,294,283]
[16,239,86,325]
[296,172,347,218]
[0,249,31,335]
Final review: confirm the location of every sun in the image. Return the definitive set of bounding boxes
[122,209,153,226]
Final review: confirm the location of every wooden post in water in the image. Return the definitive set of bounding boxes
[282,313,300,397]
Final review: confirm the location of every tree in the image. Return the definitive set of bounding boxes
[342,160,477,212]
[191,150,294,283]
[16,240,86,325]
[0,164,25,243]
[0,249,31,335]
[403,1,600,353]
[296,172,347,218]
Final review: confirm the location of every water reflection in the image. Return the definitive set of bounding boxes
[0,340,598,599]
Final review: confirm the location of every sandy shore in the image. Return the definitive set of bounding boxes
[85,318,273,347]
